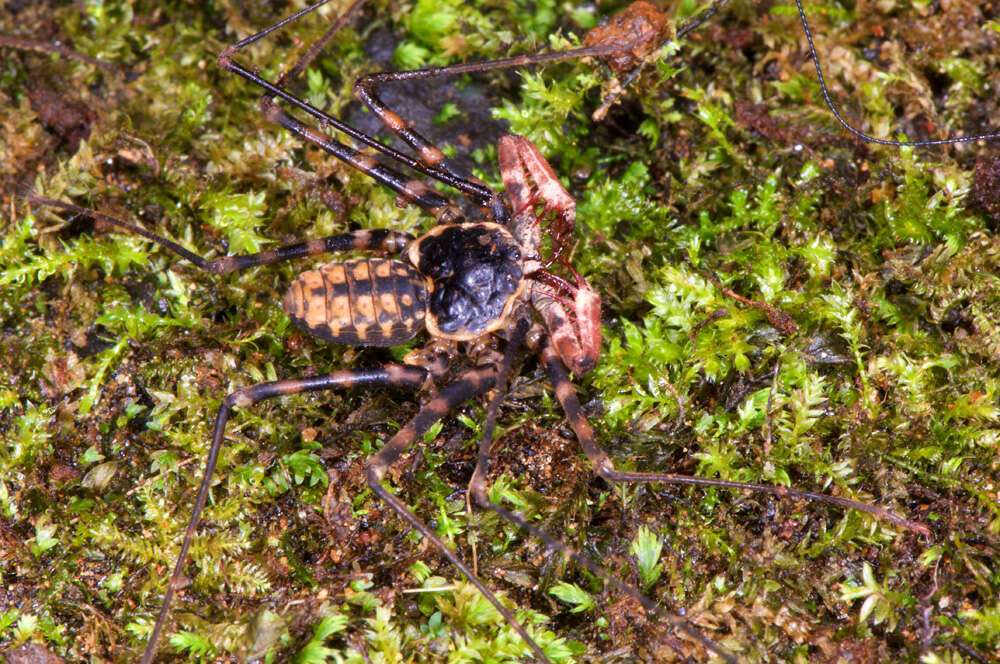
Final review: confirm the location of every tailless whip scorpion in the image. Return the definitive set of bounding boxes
[11,0,999,662]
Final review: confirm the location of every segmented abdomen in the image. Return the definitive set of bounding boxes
[283,258,428,347]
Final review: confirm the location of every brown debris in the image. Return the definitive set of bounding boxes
[3,643,64,664]
[734,101,795,145]
[967,155,1000,224]
[584,1,671,74]
[26,83,95,148]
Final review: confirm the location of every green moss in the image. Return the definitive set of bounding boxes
[2,1,999,662]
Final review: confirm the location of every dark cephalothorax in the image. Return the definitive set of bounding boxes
[409,223,524,340]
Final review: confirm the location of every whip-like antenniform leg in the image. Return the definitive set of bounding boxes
[139,366,428,664]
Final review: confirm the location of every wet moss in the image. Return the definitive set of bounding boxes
[1,1,998,662]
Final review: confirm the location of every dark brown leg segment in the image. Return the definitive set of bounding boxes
[537,341,930,533]
[140,365,428,664]
[470,316,531,492]
[216,0,466,220]
[461,339,930,661]
[466,322,738,663]
[217,0,468,224]
[258,98,465,224]
[350,41,624,219]
[363,364,558,663]
[29,197,413,275]
[467,482,738,663]
[216,0,636,225]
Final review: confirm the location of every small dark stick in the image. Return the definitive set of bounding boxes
[0,34,125,75]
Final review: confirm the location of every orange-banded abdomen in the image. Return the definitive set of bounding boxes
[283,258,429,347]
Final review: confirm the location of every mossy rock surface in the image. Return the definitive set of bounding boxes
[1,1,999,662]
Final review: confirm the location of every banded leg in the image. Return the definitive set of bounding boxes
[29,197,413,275]
[466,321,738,664]
[363,363,562,664]
[458,338,931,660]
[139,365,428,664]
[350,41,626,198]
[217,0,634,224]
[217,0,471,223]
[537,341,930,535]
[257,97,466,224]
